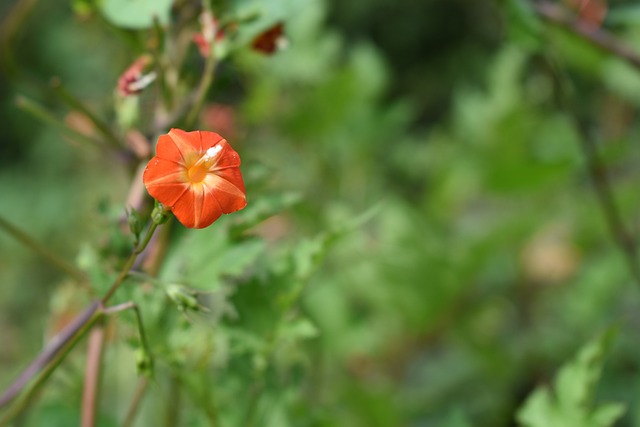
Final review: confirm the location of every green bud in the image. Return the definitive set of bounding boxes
[135,348,154,377]
[166,284,201,312]
[151,201,170,225]
[127,207,144,242]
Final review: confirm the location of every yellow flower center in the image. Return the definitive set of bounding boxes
[186,144,222,184]
[187,163,208,183]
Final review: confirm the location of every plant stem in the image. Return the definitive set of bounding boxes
[122,378,149,427]
[102,221,159,303]
[544,56,640,289]
[165,375,181,427]
[80,322,106,427]
[573,117,640,286]
[49,77,121,149]
[184,0,217,128]
[0,219,161,419]
[0,304,103,424]
[534,1,640,70]
[15,95,106,149]
[103,302,153,369]
[0,215,90,289]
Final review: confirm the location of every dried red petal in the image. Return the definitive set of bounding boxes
[143,129,247,229]
[566,0,607,27]
[117,55,154,96]
[251,22,285,55]
[192,13,225,58]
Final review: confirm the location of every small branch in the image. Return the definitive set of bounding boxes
[101,221,159,303]
[543,56,640,289]
[165,375,181,427]
[0,220,161,418]
[0,302,103,426]
[184,0,217,128]
[103,302,152,367]
[0,215,90,290]
[573,118,640,286]
[81,323,106,427]
[122,377,149,427]
[533,0,640,70]
[16,96,107,149]
[49,77,121,149]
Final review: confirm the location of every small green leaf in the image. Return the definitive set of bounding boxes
[99,0,173,30]
[516,328,624,427]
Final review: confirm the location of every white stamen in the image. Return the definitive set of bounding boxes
[203,144,223,161]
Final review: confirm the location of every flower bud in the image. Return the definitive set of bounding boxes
[135,348,153,377]
[166,284,201,312]
[127,207,144,243]
[151,201,170,225]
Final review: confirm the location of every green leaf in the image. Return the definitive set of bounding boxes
[99,0,173,29]
[503,0,543,50]
[516,328,624,427]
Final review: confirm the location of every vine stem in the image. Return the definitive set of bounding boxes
[122,378,149,427]
[102,221,159,304]
[533,1,640,70]
[80,323,105,427]
[543,55,640,290]
[0,215,90,290]
[0,219,161,422]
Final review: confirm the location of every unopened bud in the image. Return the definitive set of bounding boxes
[136,348,153,377]
[166,284,201,312]
[151,201,170,225]
[128,207,144,242]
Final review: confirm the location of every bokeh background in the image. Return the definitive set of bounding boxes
[3,0,640,425]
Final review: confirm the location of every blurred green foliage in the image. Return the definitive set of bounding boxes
[3,0,640,426]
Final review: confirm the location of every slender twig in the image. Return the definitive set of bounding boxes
[543,56,640,289]
[15,96,107,149]
[533,0,640,70]
[122,377,149,427]
[0,221,160,419]
[0,0,37,77]
[573,117,640,286]
[0,215,90,288]
[49,77,121,149]
[101,221,159,303]
[184,0,217,128]
[0,303,103,425]
[80,323,106,427]
[0,302,101,409]
[103,302,152,364]
[165,375,181,427]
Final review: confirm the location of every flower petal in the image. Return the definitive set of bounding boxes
[204,173,247,214]
[169,128,204,154]
[143,158,190,206]
[211,140,242,171]
[211,166,246,195]
[200,130,226,151]
[172,184,223,228]
[155,134,187,165]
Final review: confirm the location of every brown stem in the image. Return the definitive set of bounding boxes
[81,324,106,427]
[0,220,159,416]
[533,1,640,70]
[0,302,101,409]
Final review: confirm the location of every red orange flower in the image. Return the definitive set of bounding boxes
[143,129,246,229]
